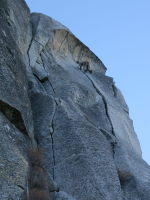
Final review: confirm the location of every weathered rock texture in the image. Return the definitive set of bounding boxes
[0,0,150,199]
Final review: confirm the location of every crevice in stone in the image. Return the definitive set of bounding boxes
[48,78,56,94]
[48,99,58,180]
[112,84,117,97]
[100,128,117,143]
[40,53,56,94]
[27,30,33,67]
[27,15,37,67]
[123,108,129,114]
[100,128,117,158]
[33,73,48,83]
[0,100,28,134]
[50,132,55,180]
[48,81,55,94]
[17,185,25,190]
[6,46,15,58]
[84,73,115,136]
[27,19,42,68]
[40,76,49,83]
[33,39,45,48]
[82,112,117,158]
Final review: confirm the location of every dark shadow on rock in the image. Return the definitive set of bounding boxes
[0,100,27,134]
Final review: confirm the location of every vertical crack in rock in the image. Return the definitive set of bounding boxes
[100,128,117,158]
[40,52,56,94]
[84,73,115,136]
[48,79,55,93]
[82,109,117,158]
[33,39,45,48]
[48,98,58,180]
[27,34,33,67]
[112,84,117,97]
[50,131,55,180]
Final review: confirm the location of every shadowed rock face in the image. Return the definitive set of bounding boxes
[0,0,150,200]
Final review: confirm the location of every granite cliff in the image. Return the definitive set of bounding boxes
[0,0,150,199]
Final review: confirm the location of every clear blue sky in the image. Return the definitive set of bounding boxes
[25,0,150,164]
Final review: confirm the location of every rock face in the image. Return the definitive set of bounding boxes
[0,0,150,199]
